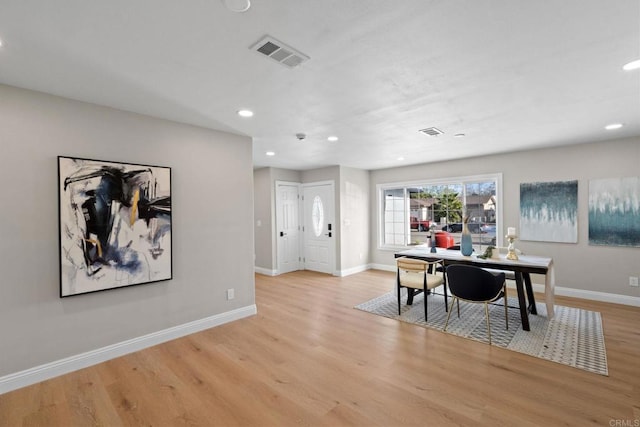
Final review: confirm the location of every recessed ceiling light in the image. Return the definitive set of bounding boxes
[222,0,251,12]
[265,151,275,156]
[605,123,623,130]
[0,38,4,48]
[327,136,339,142]
[623,59,640,71]
[237,109,254,118]
[397,157,405,161]
[454,133,466,138]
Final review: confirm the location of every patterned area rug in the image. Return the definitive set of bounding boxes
[355,290,608,376]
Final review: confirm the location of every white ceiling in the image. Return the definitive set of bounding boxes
[1,1,638,170]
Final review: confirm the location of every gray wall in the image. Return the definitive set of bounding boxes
[253,167,273,271]
[339,166,370,273]
[0,84,255,377]
[370,137,640,298]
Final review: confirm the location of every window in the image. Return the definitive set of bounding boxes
[311,195,324,237]
[378,173,502,251]
[383,188,406,245]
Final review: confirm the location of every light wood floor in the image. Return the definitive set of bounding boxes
[1,269,639,426]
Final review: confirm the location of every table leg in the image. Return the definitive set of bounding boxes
[523,273,537,315]
[407,289,414,305]
[514,271,531,331]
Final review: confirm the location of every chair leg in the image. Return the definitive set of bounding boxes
[456,299,460,317]
[504,287,509,330]
[397,284,402,316]
[444,297,457,331]
[484,303,492,345]
[443,283,448,312]
[424,287,428,322]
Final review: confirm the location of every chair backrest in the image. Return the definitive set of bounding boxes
[396,257,427,273]
[446,264,505,302]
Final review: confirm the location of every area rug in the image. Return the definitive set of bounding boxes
[355,290,608,376]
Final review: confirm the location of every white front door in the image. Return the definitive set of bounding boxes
[303,182,335,275]
[276,182,301,274]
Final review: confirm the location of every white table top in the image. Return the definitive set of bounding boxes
[397,246,553,270]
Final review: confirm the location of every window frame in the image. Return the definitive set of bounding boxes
[377,173,504,251]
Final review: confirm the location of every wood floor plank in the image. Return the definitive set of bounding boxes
[1,269,639,426]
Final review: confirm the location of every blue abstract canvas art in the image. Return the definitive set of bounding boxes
[520,180,578,243]
[589,177,640,247]
[58,156,172,297]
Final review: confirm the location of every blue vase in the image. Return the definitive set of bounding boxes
[460,223,473,256]
[430,233,437,253]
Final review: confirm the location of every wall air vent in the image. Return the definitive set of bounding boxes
[418,127,444,136]
[250,35,310,68]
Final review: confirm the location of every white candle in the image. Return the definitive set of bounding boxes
[507,227,516,237]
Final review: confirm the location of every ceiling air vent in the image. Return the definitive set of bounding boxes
[250,35,310,68]
[419,127,444,136]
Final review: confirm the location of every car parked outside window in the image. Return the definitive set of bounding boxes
[441,223,483,234]
[442,223,496,244]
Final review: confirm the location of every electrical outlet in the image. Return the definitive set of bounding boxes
[630,277,639,287]
[226,288,235,300]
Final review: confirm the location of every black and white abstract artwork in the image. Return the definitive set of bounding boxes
[589,177,640,247]
[519,180,578,243]
[58,156,172,297]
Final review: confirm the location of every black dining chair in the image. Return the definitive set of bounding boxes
[444,264,508,345]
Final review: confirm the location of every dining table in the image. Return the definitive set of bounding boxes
[394,246,555,331]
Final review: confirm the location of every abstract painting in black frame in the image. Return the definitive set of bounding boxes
[58,156,172,297]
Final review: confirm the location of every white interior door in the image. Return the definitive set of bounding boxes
[303,182,335,274]
[276,182,301,274]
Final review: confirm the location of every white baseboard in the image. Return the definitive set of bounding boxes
[515,282,640,307]
[370,263,395,272]
[257,265,375,277]
[254,266,277,276]
[337,264,371,277]
[0,304,257,395]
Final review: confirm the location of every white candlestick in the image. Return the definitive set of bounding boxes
[507,227,516,237]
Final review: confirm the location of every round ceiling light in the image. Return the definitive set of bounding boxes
[237,109,254,118]
[327,136,339,142]
[266,151,275,156]
[605,123,623,130]
[623,59,640,71]
[222,0,251,12]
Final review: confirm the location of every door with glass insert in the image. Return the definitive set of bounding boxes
[303,183,335,274]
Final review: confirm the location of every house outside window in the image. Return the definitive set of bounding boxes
[378,173,502,251]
